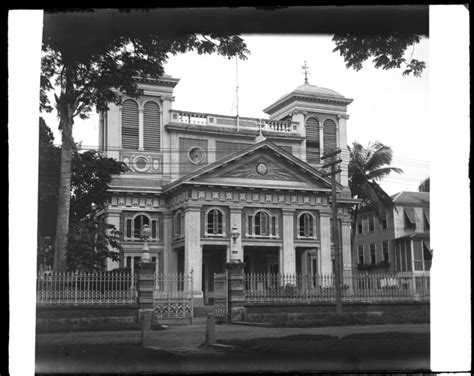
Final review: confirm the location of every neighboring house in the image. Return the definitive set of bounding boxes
[99,74,358,305]
[353,191,431,276]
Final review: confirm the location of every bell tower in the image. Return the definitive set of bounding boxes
[262,66,353,188]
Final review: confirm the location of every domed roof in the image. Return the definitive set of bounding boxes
[292,82,344,98]
[263,81,352,115]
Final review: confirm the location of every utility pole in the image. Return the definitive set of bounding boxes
[321,148,343,314]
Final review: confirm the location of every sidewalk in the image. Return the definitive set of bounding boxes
[36,321,430,353]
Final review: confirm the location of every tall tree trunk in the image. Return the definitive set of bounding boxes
[53,105,74,271]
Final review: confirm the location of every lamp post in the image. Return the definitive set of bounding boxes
[141,224,151,263]
[230,226,240,262]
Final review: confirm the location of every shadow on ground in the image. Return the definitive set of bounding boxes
[36,332,430,373]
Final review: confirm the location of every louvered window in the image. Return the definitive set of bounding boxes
[305,117,320,164]
[121,100,139,150]
[143,101,161,151]
[323,119,337,154]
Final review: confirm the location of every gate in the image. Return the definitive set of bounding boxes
[213,272,228,320]
[153,273,194,324]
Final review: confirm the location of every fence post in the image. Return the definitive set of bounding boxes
[225,261,246,323]
[137,261,157,325]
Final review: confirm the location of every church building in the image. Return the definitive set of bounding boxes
[99,73,357,305]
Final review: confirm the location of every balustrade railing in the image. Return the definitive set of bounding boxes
[170,110,297,134]
[244,273,430,302]
[36,272,138,305]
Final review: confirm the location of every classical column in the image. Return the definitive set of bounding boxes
[184,205,203,304]
[138,107,144,150]
[229,208,243,262]
[105,211,121,271]
[341,219,352,275]
[282,209,296,275]
[319,212,333,275]
[162,212,173,274]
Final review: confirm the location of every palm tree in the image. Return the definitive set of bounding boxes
[418,177,430,192]
[347,141,403,248]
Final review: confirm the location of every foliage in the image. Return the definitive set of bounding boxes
[41,10,250,270]
[332,33,426,77]
[347,141,403,251]
[37,119,128,270]
[66,213,122,272]
[348,141,403,217]
[38,117,61,239]
[418,177,430,192]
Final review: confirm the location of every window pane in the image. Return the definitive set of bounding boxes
[126,219,132,238]
[414,261,424,271]
[152,220,157,238]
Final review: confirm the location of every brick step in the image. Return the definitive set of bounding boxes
[193,306,215,317]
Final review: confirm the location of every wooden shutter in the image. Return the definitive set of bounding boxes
[323,119,337,153]
[144,101,160,151]
[121,100,139,150]
[305,117,320,164]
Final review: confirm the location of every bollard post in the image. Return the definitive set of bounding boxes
[139,310,152,347]
[204,312,216,345]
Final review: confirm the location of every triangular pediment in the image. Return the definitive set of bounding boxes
[165,141,336,192]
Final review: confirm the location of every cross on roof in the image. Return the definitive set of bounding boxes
[302,61,310,84]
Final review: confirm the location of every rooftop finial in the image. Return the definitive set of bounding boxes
[302,60,310,84]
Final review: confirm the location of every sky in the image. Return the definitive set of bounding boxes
[44,34,430,195]
[8,7,470,375]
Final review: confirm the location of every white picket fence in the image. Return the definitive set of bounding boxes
[244,273,430,302]
[36,272,138,305]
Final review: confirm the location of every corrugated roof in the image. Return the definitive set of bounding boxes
[390,191,430,205]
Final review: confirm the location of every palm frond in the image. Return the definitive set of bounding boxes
[366,167,404,181]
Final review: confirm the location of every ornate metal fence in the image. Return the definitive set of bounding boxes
[244,273,430,303]
[153,273,194,321]
[213,272,228,319]
[36,272,138,305]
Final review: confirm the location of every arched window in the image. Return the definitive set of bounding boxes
[305,117,320,164]
[323,119,337,154]
[125,213,158,240]
[133,215,149,238]
[255,211,270,236]
[299,213,314,237]
[121,99,139,150]
[143,101,161,151]
[206,209,224,235]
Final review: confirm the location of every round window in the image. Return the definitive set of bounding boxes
[133,156,149,172]
[188,146,205,164]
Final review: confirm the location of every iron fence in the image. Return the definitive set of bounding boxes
[244,273,430,303]
[36,272,138,305]
[154,272,194,321]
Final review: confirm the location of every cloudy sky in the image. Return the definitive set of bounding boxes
[44,33,430,195]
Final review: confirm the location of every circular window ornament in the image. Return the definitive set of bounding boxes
[188,146,205,164]
[256,162,268,175]
[133,156,149,172]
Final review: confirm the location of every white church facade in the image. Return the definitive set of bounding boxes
[99,74,357,305]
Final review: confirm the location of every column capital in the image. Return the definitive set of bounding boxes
[319,211,332,217]
[282,208,296,215]
[229,207,243,214]
[184,204,202,213]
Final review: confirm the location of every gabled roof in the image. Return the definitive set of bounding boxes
[391,191,430,206]
[163,139,341,194]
